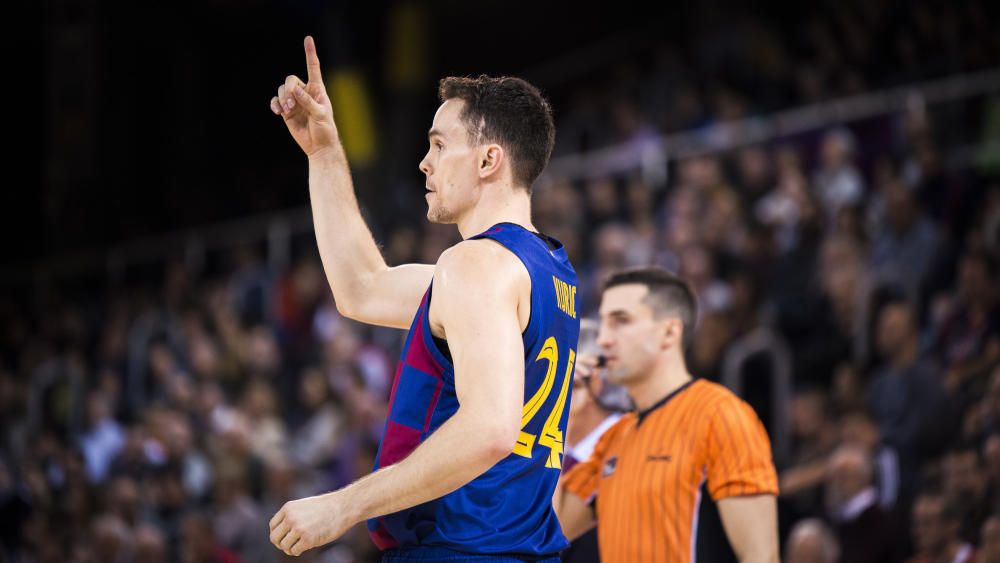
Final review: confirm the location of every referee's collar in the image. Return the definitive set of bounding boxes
[636,378,696,426]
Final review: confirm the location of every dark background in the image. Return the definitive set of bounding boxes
[9,0,871,268]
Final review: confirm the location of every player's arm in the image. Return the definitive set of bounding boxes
[271,36,432,330]
[552,476,595,541]
[717,495,779,563]
[305,152,433,329]
[347,240,526,504]
[269,241,526,555]
[336,241,524,509]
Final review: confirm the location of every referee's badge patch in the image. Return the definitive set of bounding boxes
[602,456,618,477]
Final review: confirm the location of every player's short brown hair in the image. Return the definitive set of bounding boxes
[438,75,555,193]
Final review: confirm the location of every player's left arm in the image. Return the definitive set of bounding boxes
[268,240,526,556]
[717,494,779,563]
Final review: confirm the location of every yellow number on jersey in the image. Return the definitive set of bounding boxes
[539,349,574,468]
[512,336,575,469]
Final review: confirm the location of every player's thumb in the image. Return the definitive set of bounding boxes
[292,85,324,118]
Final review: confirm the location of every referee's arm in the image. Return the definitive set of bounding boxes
[717,494,779,563]
[553,477,595,541]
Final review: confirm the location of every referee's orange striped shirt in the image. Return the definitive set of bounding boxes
[562,378,778,563]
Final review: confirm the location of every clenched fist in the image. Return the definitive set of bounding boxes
[268,492,357,557]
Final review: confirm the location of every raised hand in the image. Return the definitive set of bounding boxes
[270,36,340,159]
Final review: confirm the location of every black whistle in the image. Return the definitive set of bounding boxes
[596,355,607,368]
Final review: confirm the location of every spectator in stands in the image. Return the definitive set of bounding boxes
[908,490,976,563]
[134,523,169,563]
[288,365,345,495]
[212,462,270,563]
[106,475,141,528]
[825,443,903,563]
[867,299,951,462]
[942,444,993,544]
[180,510,241,563]
[781,388,838,505]
[981,515,1000,563]
[839,409,902,510]
[89,513,132,563]
[868,179,941,301]
[982,431,1000,501]
[813,128,865,220]
[784,518,840,563]
[933,252,1000,394]
[78,389,125,484]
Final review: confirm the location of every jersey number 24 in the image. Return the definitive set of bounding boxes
[512,336,575,469]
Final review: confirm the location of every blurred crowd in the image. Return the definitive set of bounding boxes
[547,0,998,156]
[0,249,397,562]
[5,118,997,563]
[5,0,1000,561]
[538,111,998,561]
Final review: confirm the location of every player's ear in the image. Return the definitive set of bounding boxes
[478,144,504,179]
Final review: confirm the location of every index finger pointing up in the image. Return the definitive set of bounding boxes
[304,36,322,84]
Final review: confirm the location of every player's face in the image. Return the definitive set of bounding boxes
[418,99,481,224]
[596,284,668,386]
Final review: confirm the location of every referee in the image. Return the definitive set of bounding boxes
[555,268,779,562]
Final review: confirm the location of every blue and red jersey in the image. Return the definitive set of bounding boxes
[367,222,580,557]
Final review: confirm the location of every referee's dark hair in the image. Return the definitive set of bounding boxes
[603,267,698,350]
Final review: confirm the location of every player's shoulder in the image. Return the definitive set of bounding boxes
[431,239,529,303]
[435,239,526,280]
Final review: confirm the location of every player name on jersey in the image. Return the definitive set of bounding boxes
[552,276,577,319]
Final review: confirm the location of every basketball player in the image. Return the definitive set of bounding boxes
[267,37,580,562]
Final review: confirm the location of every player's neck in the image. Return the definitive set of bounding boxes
[628,355,692,413]
[456,185,535,239]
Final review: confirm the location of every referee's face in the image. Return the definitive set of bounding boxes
[597,284,666,385]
